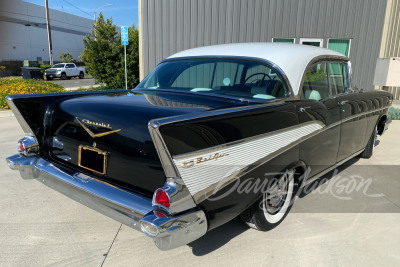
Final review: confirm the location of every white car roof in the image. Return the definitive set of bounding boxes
[168,43,348,95]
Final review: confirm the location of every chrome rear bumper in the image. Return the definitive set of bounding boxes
[6,154,207,250]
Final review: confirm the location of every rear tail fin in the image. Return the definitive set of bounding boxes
[6,90,125,145]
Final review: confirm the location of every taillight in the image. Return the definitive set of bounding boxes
[153,189,170,210]
[18,140,25,152]
[17,136,39,156]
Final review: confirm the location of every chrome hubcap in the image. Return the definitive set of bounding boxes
[265,174,289,214]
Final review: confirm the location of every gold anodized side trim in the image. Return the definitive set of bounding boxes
[76,118,121,138]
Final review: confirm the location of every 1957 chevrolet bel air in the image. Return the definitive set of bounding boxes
[6,43,392,250]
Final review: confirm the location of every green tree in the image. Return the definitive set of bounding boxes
[80,13,139,89]
[59,53,76,63]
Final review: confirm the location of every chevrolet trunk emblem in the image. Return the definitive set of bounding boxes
[76,118,121,138]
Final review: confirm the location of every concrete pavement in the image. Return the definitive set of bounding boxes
[0,114,399,266]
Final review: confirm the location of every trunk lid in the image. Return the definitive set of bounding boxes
[48,90,244,195]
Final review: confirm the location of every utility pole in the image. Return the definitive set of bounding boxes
[45,0,53,65]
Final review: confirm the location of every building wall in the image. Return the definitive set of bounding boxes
[139,0,387,93]
[0,0,93,62]
[379,0,400,99]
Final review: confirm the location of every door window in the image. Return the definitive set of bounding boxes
[302,63,329,100]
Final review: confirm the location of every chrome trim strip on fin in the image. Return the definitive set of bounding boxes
[147,121,197,214]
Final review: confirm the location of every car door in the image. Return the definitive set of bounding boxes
[295,62,341,177]
[64,64,70,76]
[66,64,75,76]
[331,62,369,161]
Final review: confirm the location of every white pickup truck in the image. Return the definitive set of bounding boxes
[45,63,86,80]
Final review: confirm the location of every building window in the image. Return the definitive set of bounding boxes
[300,38,324,47]
[328,39,351,57]
[272,38,295,44]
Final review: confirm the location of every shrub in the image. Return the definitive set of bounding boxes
[39,63,52,72]
[388,106,400,120]
[0,78,64,109]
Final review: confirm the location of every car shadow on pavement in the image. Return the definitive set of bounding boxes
[188,216,249,256]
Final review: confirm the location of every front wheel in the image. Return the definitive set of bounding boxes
[79,72,84,79]
[241,169,295,231]
[61,73,67,80]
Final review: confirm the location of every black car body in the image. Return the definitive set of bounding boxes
[6,43,392,250]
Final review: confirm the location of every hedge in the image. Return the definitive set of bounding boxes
[0,78,65,109]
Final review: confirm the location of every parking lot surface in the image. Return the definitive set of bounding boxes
[0,114,399,266]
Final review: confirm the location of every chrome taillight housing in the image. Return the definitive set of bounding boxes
[18,136,39,156]
[151,180,197,216]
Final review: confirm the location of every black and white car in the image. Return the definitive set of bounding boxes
[6,43,393,250]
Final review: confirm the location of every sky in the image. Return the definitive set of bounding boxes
[23,0,138,27]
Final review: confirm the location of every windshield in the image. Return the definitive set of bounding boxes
[52,64,65,68]
[137,59,290,100]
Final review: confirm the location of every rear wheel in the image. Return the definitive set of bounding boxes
[46,75,53,80]
[61,73,67,80]
[79,72,84,79]
[241,169,295,231]
[359,126,377,159]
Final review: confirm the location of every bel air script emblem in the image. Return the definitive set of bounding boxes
[181,152,229,168]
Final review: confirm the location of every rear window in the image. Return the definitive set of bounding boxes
[137,59,290,100]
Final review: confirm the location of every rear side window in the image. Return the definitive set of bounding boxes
[302,63,329,100]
